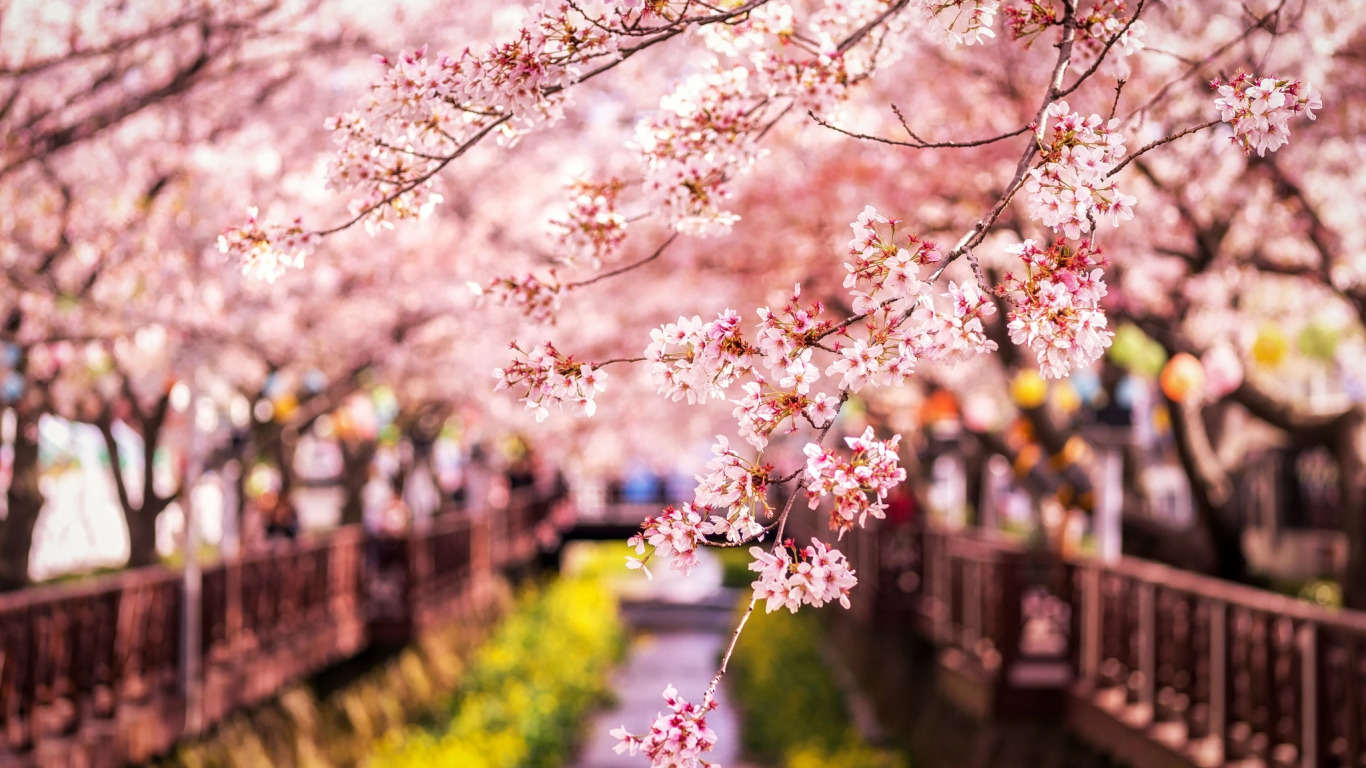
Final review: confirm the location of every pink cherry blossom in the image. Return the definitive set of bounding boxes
[1212,70,1321,156]
[749,537,858,613]
[612,684,718,768]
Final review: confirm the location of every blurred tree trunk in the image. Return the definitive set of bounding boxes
[339,437,376,527]
[0,403,44,591]
[1335,409,1366,609]
[97,388,177,569]
[1163,394,1248,584]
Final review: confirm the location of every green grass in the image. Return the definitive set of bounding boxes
[728,606,907,768]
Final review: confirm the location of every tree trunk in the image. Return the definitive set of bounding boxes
[96,400,174,571]
[271,427,298,505]
[0,407,44,591]
[1336,409,1366,609]
[125,500,171,569]
[339,438,376,527]
[1164,394,1248,583]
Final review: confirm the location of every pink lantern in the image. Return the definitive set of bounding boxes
[1201,345,1244,398]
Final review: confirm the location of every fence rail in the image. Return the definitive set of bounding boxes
[911,525,1366,768]
[0,487,562,768]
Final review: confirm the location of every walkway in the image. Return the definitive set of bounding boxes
[571,549,746,768]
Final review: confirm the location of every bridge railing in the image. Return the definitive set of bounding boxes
[1073,556,1366,768]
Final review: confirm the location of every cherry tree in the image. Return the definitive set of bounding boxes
[0,0,491,582]
[221,0,1342,762]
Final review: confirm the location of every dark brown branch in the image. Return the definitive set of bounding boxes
[808,108,1030,149]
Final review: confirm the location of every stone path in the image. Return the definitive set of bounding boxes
[570,549,747,768]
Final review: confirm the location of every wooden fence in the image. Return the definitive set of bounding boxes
[0,488,558,768]
[913,526,1366,768]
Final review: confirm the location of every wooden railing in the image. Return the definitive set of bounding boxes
[910,525,1366,768]
[0,488,563,767]
[0,567,181,761]
[1072,556,1366,768]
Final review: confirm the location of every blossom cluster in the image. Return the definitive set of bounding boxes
[626,504,713,579]
[611,685,718,768]
[803,427,907,538]
[469,272,561,325]
[692,436,773,541]
[492,341,606,421]
[634,2,890,239]
[1212,71,1322,157]
[1075,0,1147,59]
[635,65,762,236]
[217,207,317,283]
[754,285,832,366]
[916,0,1000,46]
[732,375,830,450]
[844,205,941,314]
[998,238,1112,378]
[1007,0,1146,62]
[750,538,858,613]
[548,178,628,268]
[625,438,777,579]
[646,311,756,404]
[1024,101,1136,240]
[823,208,1002,392]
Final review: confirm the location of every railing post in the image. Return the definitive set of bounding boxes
[1210,600,1228,762]
[180,527,203,737]
[998,549,1024,673]
[1138,581,1156,722]
[1075,563,1102,693]
[1299,622,1320,768]
[963,559,980,651]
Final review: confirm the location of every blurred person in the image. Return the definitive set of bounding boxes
[263,492,299,541]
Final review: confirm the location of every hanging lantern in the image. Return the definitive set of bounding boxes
[1011,369,1048,409]
[1251,325,1289,369]
[1298,322,1339,362]
[1054,379,1081,414]
[1201,344,1243,397]
[1160,353,1205,403]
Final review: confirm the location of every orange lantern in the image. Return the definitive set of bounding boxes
[1160,353,1205,403]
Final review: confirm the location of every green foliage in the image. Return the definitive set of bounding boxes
[153,588,512,768]
[369,574,624,768]
[728,608,907,768]
[716,547,756,589]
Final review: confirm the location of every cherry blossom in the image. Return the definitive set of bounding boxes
[749,537,858,613]
[611,685,718,768]
[916,0,1000,47]
[1212,70,1322,156]
[646,311,755,404]
[493,341,607,421]
[469,272,562,325]
[803,427,906,537]
[692,436,773,542]
[998,238,1112,378]
[217,208,317,283]
[548,178,629,268]
[627,504,714,578]
[1024,101,1136,240]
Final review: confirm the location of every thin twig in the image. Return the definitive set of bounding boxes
[702,594,758,707]
[566,234,679,289]
[1107,119,1220,177]
[808,109,1030,149]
